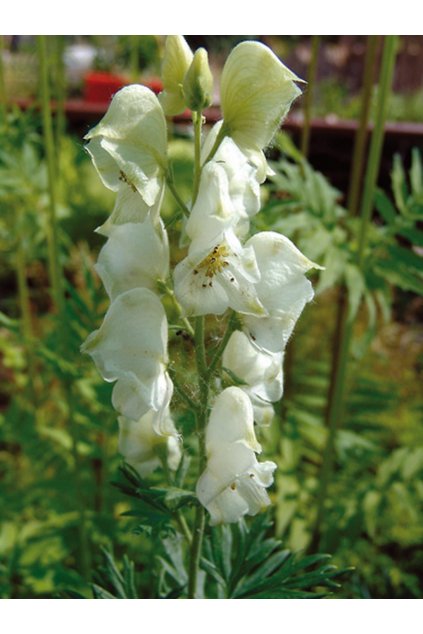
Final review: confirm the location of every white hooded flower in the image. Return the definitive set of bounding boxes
[185,135,261,251]
[173,231,266,317]
[241,232,320,353]
[118,409,181,477]
[196,387,276,525]
[81,287,172,426]
[85,85,167,208]
[222,330,283,425]
[95,216,169,301]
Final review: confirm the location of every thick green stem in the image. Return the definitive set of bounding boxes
[347,36,379,216]
[37,35,64,315]
[188,316,209,598]
[310,36,398,550]
[301,35,320,158]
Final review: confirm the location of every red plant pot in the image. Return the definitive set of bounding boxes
[84,72,128,104]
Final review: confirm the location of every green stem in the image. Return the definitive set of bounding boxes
[188,316,209,598]
[165,175,191,218]
[357,35,398,267]
[310,35,398,551]
[347,36,379,216]
[37,35,64,315]
[163,285,195,338]
[192,110,203,204]
[168,367,198,412]
[203,123,226,165]
[301,35,320,158]
[206,311,237,379]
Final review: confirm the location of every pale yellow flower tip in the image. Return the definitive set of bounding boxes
[159,35,193,116]
[220,41,304,151]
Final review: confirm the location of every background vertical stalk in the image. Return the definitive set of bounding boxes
[54,35,67,163]
[15,205,37,404]
[301,35,320,158]
[130,36,140,83]
[357,36,398,266]
[37,35,91,578]
[0,36,7,126]
[347,36,379,216]
[37,35,64,315]
[310,35,398,550]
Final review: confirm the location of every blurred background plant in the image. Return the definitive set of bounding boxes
[0,34,422,598]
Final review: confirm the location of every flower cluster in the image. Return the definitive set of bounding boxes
[82,36,318,525]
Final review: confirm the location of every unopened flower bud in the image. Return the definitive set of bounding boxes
[183,48,213,112]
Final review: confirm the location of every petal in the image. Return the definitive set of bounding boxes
[95,217,169,301]
[159,35,193,116]
[85,85,167,206]
[246,231,317,319]
[242,313,296,354]
[222,330,283,402]
[206,387,261,454]
[81,288,168,419]
[220,41,302,151]
[96,183,164,237]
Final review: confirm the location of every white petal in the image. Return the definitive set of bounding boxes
[247,231,317,315]
[222,330,283,402]
[242,313,296,354]
[96,184,164,236]
[206,387,261,454]
[159,35,193,116]
[220,41,302,151]
[95,218,169,300]
[85,85,167,206]
[81,288,168,419]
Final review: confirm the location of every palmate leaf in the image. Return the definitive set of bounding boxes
[203,514,349,598]
[90,549,138,599]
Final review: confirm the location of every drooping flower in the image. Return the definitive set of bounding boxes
[159,35,193,116]
[173,230,266,317]
[95,216,169,301]
[81,287,172,427]
[196,387,276,524]
[118,409,181,477]
[222,330,283,425]
[85,85,167,208]
[241,231,320,353]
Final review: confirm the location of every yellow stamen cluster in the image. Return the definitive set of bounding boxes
[194,244,230,279]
